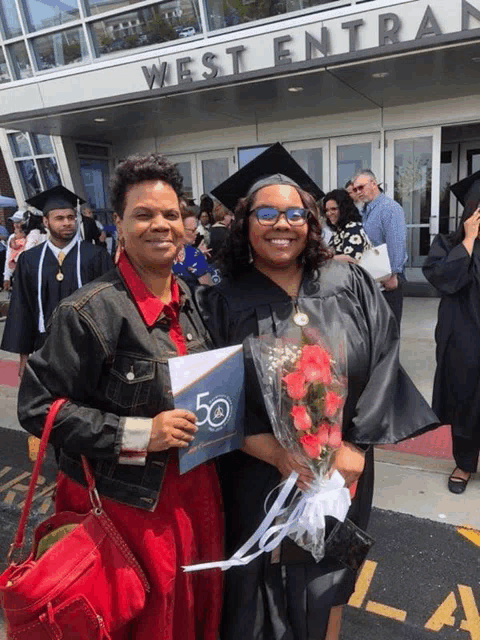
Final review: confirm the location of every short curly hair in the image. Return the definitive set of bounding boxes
[218,186,332,278]
[110,153,184,218]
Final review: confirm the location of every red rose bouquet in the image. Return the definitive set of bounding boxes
[249,328,351,561]
[282,343,345,474]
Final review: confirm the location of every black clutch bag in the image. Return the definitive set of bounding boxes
[324,518,375,572]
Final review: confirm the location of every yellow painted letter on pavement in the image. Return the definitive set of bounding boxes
[425,592,457,631]
[348,560,377,609]
[459,585,480,640]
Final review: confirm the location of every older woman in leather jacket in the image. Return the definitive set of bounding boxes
[17,153,223,640]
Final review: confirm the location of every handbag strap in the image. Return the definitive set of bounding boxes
[9,399,101,561]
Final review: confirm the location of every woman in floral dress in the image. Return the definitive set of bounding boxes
[323,189,371,263]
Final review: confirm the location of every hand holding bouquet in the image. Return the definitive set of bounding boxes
[251,328,351,561]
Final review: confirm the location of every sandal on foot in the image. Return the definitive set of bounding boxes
[448,468,471,494]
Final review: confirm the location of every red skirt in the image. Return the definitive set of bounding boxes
[55,456,224,640]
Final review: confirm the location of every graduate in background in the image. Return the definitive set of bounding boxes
[1,185,112,377]
[423,169,480,494]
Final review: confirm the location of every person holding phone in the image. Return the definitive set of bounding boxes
[423,170,480,494]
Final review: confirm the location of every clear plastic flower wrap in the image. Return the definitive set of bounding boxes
[249,325,351,562]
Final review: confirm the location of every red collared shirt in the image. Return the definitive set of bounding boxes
[117,250,187,356]
[116,251,188,464]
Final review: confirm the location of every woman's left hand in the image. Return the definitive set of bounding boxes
[333,254,358,264]
[330,442,366,487]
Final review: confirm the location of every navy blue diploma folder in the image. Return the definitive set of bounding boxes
[168,345,245,474]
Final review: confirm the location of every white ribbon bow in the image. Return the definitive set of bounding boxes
[183,470,351,573]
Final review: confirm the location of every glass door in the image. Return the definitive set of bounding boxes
[330,134,380,190]
[283,139,329,195]
[167,154,196,202]
[460,142,480,175]
[80,159,109,211]
[196,150,235,198]
[439,144,459,235]
[385,127,441,269]
[170,151,235,202]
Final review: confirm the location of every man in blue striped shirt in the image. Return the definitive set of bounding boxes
[352,170,407,326]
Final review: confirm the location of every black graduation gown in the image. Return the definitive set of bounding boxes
[82,215,102,245]
[1,241,113,354]
[209,224,229,262]
[423,233,480,444]
[198,261,438,640]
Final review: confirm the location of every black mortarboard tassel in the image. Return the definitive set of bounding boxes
[211,143,325,213]
[26,185,85,215]
[450,169,480,207]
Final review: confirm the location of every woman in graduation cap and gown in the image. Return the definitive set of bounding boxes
[1,185,112,371]
[423,170,480,494]
[198,143,438,640]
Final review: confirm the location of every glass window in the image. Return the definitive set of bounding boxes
[336,143,371,189]
[467,148,480,175]
[32,133,54,155]
[9,131,32,157]
[84,0,140,17]
[0,0,22,38]
[202,157,228,195]
[76,142,109,157]
[175,161,193,200]
[291,148,324,192]
[79,158,109,209]
[22,0,79,33]
[439,150,452,235]
[206,0,340,31]
[38,156,61,188]
[394,137,432,226]
[7,41,33,79]
[394,136,432,266]
[16,158,41,196]
[9,131,61,199]
[32,27,89,71]
[238,146,269,168]
[90,2,202,56]
[0,48,11,83]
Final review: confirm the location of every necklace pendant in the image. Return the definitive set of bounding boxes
[293,311,309,327]
[56,272,64,282]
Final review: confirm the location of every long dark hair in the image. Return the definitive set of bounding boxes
[22,212,45,234]
[200,194,214,215]
[450,197,480,245]
[322,189,362,230]
[217,186,332,279]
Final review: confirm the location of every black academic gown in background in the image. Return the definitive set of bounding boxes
[423,233,480,445]
[81,215,102,245]
[198,261,438,640]
[1,241,112,355]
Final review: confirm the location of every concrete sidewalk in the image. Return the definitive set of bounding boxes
[375,297,480,530]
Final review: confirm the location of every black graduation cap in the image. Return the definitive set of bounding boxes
[211,143,325,213]
[26,185,85,215]
[450,169,480,207]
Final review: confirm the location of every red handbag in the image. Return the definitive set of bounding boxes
[0,399,150,639]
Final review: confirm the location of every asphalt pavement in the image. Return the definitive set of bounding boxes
[0,293,479,640]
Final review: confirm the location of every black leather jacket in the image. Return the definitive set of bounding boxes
[18,268,214,511]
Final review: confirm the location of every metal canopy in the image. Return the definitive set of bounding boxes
[4,40,480,144]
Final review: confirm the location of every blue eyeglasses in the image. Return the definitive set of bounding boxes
[251,207,309,226]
